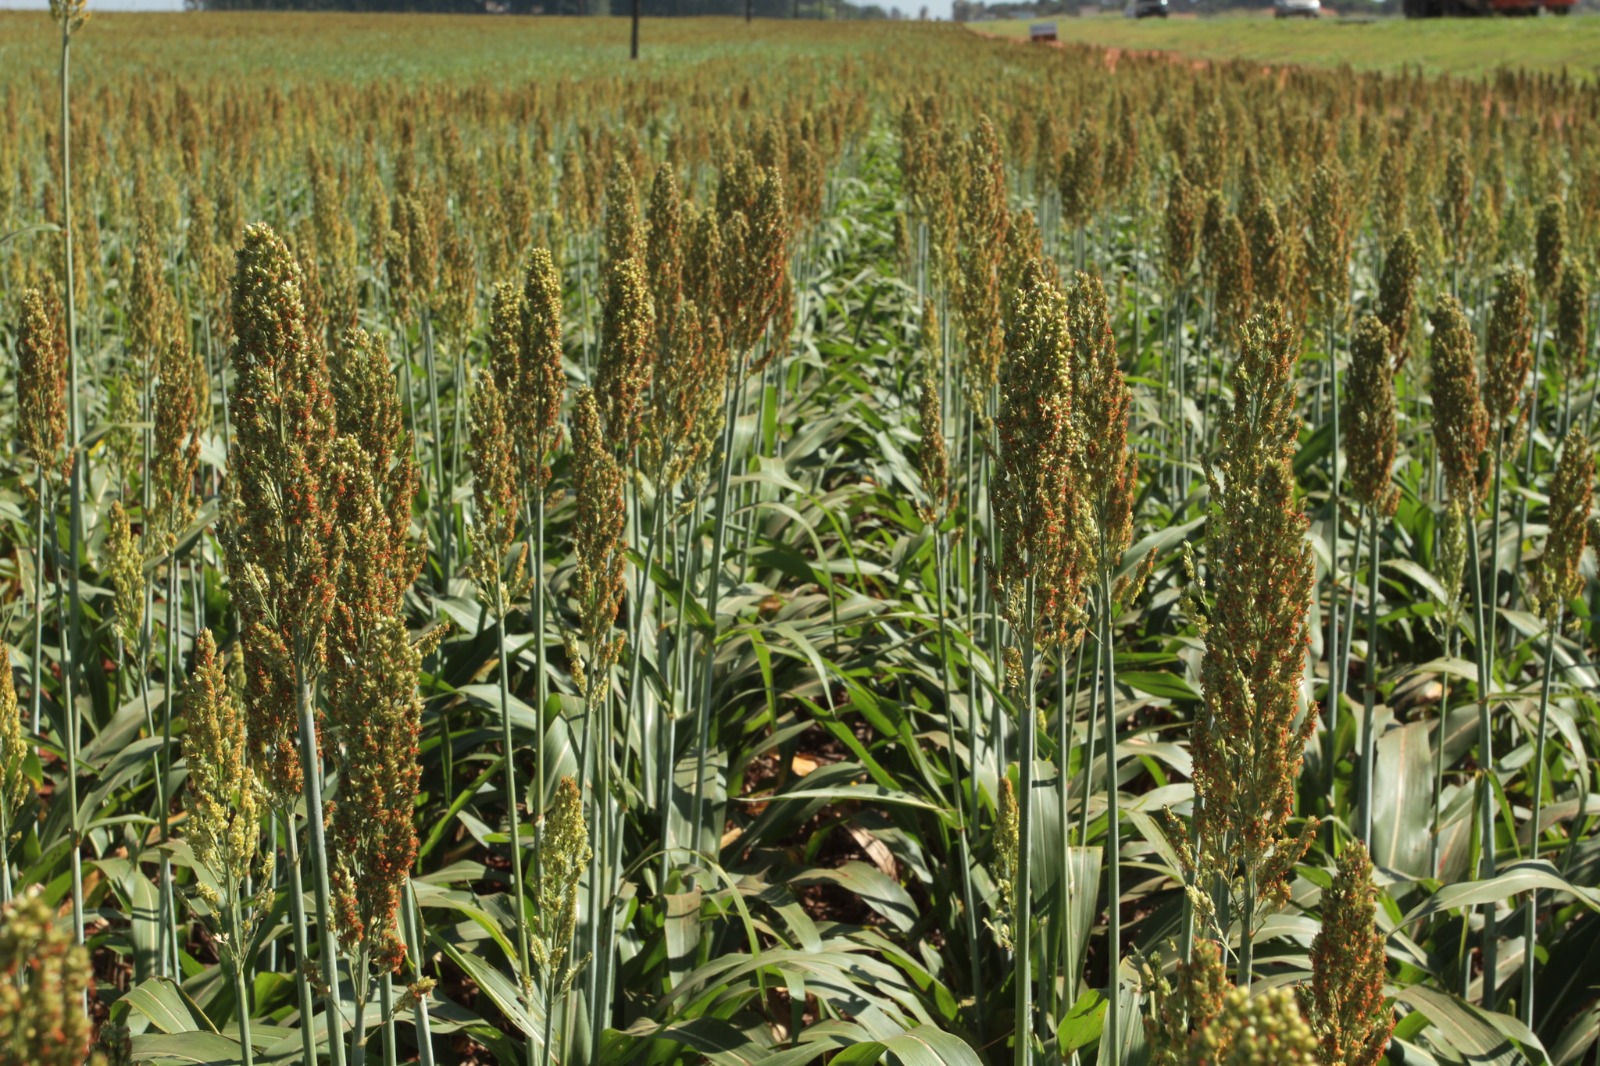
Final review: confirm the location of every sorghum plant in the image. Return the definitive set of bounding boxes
[1522,427,1594,1026]
[992,254,1086,1065]
[185,631,270,1066]
[1066,269,1138,1056]
[1299,841,1393,1066]
[0,890,101,1066]
[1188,305,1317,983]
[327,450,423,1066]
[0,650,29,903]
[1344,315,1397,845]
[224,222,348,1066]
[1428,293,1497,1007]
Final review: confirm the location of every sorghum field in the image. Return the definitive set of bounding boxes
[1,9,1598,1066]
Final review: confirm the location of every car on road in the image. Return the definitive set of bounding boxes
[1125,0,1169,17]
[1275,0,1321,16]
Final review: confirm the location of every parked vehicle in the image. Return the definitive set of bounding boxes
[1124,0,1168,18]
[1274,0,1321,17]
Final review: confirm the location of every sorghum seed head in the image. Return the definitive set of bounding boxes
[0,890,98,1066]
[225,222,345,800]
[569,389,627,710]
[916,369,949,525]
[326,451,422,976]
[1194,305,1318,937]
[1345,315,1398,516]
[519,248,568,494]
[1300,841,1394,1066]
[467,371,526,617]
[646,162,684,340]
[1428,294,1489,507]
[105,502,144,654]
[993,256,1086,650]
[596,255,655,456]
[1377,229,1421,367]
[1483,267,1532,434]
[1531,428,1594,625]
[0,643,29,829]
[1534,195,1566,299]
[1163,167,1198,288]
[149,336,204,553]
[15,286,70,484]
[1066,271,1136,580]
[185,630,267,902]
[332,327,423,589]
[1554,268,1589,378]
[530,777,591,992]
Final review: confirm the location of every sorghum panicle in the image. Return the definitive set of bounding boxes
[530,776,591,993]
[333,327,423,585]
[327,449,422,974]
[15,287,71,484]
[1533,195,1566,300]
[185,630,268,902]
[646,162,684,341]
[956,115,1010,409]
[1308,163,1352,329]
[1193,986,1320,1065]
[1554,268,1589,378]
[1066,271,1136,578]
[988,775,1020,952]
[105,502,144,654]
[1163,168,1198,289]
[1483,267,1532,436]
[128,209,179,374]
[0,891,100,1066]
[596,255,655,455]
[569,389,627,706]
[1531,428,1594,625]
[1299,841,1394,1066]
[644,300,729,499]
[467,372,527,616]
[519,248,568,494]
[1376,229,1421,366]
[1192,305,1318,932]
[992,255,1085,650]
[0,645,29,828]
[601,155,643,273]
[1215,211,1254,337]
[224,222,345,800]
[1345,315,1398,517]
[1428,294,1490,507]
[1145,938,1231,1066]
[916,369,949,525]
[149,336,204,553]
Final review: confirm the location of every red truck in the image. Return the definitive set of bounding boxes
[1404,0,1574,15]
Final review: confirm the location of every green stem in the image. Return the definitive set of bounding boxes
[492,570,535,1066]
[229,899,255,1066]
[934,524,982,1038]
[401,880,436,1066]
[423,314,450,594]
[1358,503,1379,847]
[29,469,47,736]
[1101,577,1121,1065]
[1465,514,1499,1009]
[295,667,348,1066]
[1522,607,1560,1029]
[1013,580,1037,1066]
[283,810,320,1066]
[689,347,751,851]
